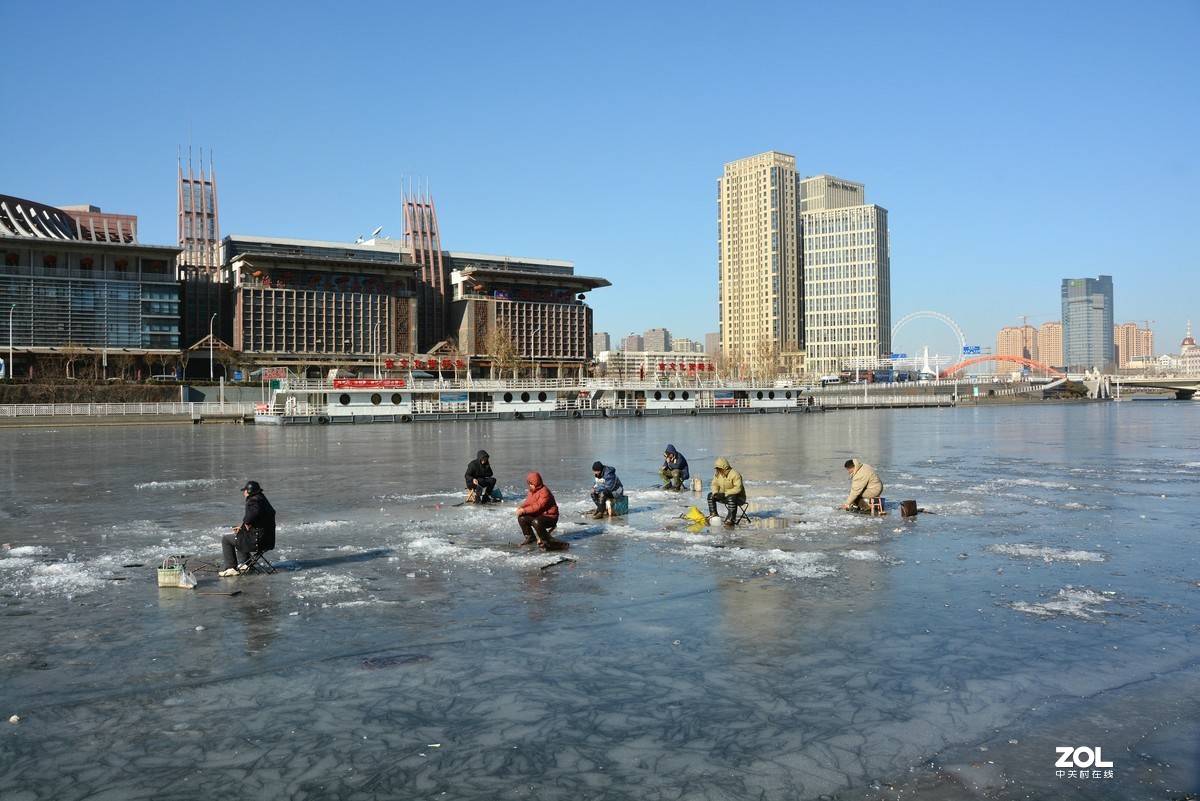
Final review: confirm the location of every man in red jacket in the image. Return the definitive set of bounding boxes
[516,471,564,550]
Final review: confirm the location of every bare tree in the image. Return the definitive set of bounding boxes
[59,343,87,379]
[754,340,781,383]
[484,322,519,381]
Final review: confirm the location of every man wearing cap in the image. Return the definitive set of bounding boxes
[589,461,624,519]
[465,450,497,504]
[221,480,277,577]
[707,457,746,527]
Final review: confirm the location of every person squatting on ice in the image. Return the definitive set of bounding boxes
[841,458,883,512]
[707,457,746,527]
[221,480,276,576]
[589,461,624,518]
[659,444,690,491]
[465,449,497,503]
[516,471,560,548]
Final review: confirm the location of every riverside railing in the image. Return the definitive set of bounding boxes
[0,402,259,419]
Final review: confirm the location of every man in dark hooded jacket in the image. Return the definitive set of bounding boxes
[658,444,690,491]
[465,450,497,503]
[221,480,276,576]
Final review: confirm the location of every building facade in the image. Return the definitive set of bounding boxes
[221,235,419,376]
[1038,322,1063,368]
[996,325,1038,362]
[1061,275,1114,370]
[446,252,609,377]
[621,333,644,352]
[1,194,181,379]
[717,151,804,377]
[643,327,671,352]
[704,332,720,355]
[593,331,611,354]
[1113,322,1154,368]
[799,174,891,379]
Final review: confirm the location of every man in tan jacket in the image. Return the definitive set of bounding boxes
[842,458,883,512]
[707,457,746,527]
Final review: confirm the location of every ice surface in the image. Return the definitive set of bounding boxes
[1,404,1198,800]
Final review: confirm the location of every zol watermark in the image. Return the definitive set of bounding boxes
[1055,746,1115,780]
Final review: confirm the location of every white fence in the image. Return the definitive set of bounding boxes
[0,402,259,419]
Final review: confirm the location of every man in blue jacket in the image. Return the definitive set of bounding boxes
[658,444,690,491]
[589,461,624,519]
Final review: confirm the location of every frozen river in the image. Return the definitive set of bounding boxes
[1,402,1198,800]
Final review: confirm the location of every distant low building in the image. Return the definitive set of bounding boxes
[1,193,181,379]
[597,349,713,379]
[221,234,420,377]
[447,253,610,377]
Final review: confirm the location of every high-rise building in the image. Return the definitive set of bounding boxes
[704,332,720,355]
[997,325,1038,362]
[621,333,643,352]
[717,151,804,377]
[671,337,702,353]
[593,331,611,353]
[1113,322,1154,368]
[800,174,891,379]
[1038,322,1064,368]
[644,327,671,352]
[1061,276,1114,370]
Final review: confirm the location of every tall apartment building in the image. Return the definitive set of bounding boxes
[717,151,804,377]
[672,337,702,353]
[1113,322,1154,368]
[621,333,644,352]
[1038,322,1063,368]
[643,327,671,352]
[593,331,611,353]
[704,332,720,356]
[800,174,891,379]
[1061,275,1114,370]
[997,325,1038,362]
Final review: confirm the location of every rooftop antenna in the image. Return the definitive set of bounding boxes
[371,226,383,238]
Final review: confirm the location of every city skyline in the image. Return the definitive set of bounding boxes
[3,1,1196,355]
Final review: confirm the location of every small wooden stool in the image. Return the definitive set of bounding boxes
[866,497,886,516]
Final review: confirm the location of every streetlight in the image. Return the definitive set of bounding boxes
[209,312,217,380]
[7,304,15,380]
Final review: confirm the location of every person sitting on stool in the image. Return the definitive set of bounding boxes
[516,471,562,549]
[221,480,276,576]
[589,461,624,518]
[465,449,497,503]
[707,457,746,527]
[841,458,883,513]
[659,444,690,491]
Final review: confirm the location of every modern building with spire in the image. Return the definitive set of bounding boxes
[177,149,225,366]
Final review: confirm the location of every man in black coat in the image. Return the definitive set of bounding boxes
[465,450,497,503]
[221,480,277,576]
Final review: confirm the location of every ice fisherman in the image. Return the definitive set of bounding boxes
[658,444,690,491]
[589,461,624,518]
[707,457,746,527]
[465,449,497,503]
[841,458,883,512]
[221,480,276,577]
[516,471,563,549]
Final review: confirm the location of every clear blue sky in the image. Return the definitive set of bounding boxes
[4,0,1197,361]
